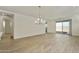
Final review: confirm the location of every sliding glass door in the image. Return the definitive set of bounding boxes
[56,20,71,35]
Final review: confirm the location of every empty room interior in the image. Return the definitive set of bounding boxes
[0,6,79,53]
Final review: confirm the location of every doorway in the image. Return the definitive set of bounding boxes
[56,20,72,35]
[2,13,14,40]
[45,22,48,33]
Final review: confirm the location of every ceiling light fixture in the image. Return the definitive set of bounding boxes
[35,6,46,24]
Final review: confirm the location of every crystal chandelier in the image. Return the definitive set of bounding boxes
[35,6,46,24]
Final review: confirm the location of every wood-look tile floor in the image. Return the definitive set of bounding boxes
[0,33,79,53]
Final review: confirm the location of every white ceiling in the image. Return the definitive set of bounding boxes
[0,6,79,20]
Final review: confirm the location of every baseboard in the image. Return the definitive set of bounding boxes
[14,33,46,40]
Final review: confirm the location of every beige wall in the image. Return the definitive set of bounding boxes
[14,14,45,39]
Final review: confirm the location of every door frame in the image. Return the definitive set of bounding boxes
[2,13,14,39]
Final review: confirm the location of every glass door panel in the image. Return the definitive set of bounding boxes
[56,22,62,32]
[63,22,70,34]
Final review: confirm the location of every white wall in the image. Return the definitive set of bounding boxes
[0,15,3,32]
[14,14,45,39]
[4,16,12,33]
[5,20,11,33]
[47,20,56,33]
[72,15,79,36]
[0,16,2,32]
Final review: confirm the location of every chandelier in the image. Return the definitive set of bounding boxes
[35,6,46,24]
